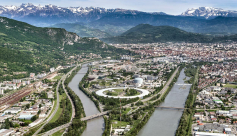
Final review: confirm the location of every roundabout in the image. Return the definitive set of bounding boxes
[95,87,150,99]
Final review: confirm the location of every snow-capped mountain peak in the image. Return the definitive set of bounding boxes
[181,7,237,19]
[0,3,167,26]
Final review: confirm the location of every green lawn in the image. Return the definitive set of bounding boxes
[53,74,63,80]
[0,33,7,36]
[224,84,237,89]
[122,108,131,115]
[47,97,57,120]
[49,93,66,123]
[112,120,129,128]
[104,89,124,96]
[52,128,66,136]
[99,81,112,86]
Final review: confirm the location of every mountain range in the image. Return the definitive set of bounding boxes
[1,3,237,26]
[101,24,237,44]
[2,3,237,38]
[2,3,237,37]
[0,3,166,26]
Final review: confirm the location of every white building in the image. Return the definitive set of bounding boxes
[50,67,55,73]
[13,79,21,83]
[218,110,230,115]
[210,86,222,91]
[0,89,4,95]
[4,107,21,114]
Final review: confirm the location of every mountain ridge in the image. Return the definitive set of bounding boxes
[0,16,129,81]
[101,24,237,44]
[0,3,166,26]
[2,4,237,36]
[181,7,237,19]
[51,23,112,38]
[101,24,213,44]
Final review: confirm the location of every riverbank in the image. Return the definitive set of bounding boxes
[63,66,87,136]
[68,64,104,136]
[175,65,199,136]
[138,66,193,136]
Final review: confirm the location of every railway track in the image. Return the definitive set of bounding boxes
[0,71,58,109]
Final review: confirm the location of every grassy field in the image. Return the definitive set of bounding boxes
[99,81,112,86]
[104,89,124,96]
[0,32,7,36]
[53,74,63,81]
[113,89,124,94]
[49,93,66,123]
[112,120,129,128]
[224,84,237,89]
[122,108,131,115]
[52,128,66,136]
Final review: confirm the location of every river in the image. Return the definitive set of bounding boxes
[138,69,191,136]
[68,64,104,136]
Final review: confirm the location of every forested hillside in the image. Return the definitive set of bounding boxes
[101,24,237,44]
[0,17,129,81]
[52,23,111,38]
[101,24,213,44]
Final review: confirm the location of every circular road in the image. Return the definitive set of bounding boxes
[95,87,149,99]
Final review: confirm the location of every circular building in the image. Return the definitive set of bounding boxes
[134,78,143,84]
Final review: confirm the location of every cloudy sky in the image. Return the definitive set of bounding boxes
[2,0,237,15]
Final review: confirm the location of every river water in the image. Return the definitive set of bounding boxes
[68,64,104,136]
[138,69,191,136]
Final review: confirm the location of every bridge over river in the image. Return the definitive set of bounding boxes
[81,111,109,121]
[154,106,188,110]
[175,83,192,86]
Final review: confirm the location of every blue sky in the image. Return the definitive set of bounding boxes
[2,0,237,15]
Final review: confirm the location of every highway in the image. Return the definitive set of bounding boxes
[33,77,62,136]
[142,67,180,103]
[41,123,71,136]
[62,73,75,122]
[33,65,78,136]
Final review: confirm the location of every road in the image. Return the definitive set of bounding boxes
[62,74,75,122]
[125,67,180,114]
[41,123,71,136]
[204,105,209,122]
[41,111,109,136]
[33,65,78,136]
[33,77,62,136]
[142,66,180,103]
